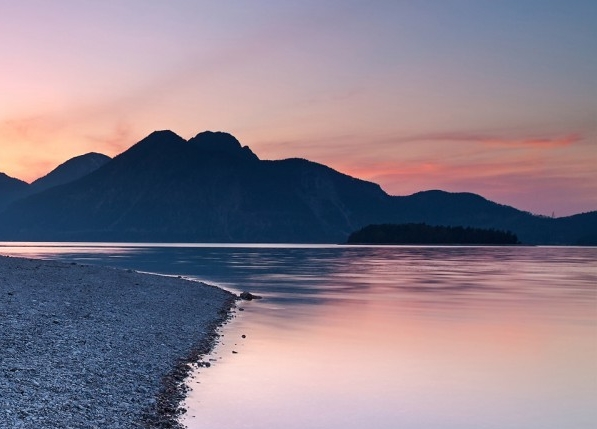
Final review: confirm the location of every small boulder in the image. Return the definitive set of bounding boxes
[239,291,262,301]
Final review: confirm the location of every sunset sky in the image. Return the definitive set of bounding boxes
[1,1,595,216]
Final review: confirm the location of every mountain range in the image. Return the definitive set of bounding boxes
[0,130,594,244]
[0,153,111,210]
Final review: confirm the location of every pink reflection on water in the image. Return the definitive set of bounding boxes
[1,243,594,428]
[183,248,597,429]
[186,306,596,428]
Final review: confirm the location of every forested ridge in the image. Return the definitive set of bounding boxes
[347,223,520,245]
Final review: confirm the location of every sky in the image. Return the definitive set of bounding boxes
[0,0,595,216]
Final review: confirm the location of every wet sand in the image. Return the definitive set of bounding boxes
[0,255,236,429]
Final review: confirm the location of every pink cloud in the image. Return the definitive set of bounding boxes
[0,115,66,143]
[393,131,583,148]
[85,122,136,155]
[337,156,596,217]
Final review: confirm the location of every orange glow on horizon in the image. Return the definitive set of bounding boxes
[1,122,595,216]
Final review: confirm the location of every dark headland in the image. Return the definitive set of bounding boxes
[0,256,236,428]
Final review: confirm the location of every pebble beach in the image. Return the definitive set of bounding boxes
[0,255,236,428]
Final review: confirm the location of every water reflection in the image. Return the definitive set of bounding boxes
[1,243,596,428]
[2,243,596,317]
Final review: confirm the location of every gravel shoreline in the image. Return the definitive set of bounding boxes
[0,255,236,428]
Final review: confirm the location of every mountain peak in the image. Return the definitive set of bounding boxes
[126,130,187,156]
[0,172,28,188]
[140,130,186,146]
[0,172,29,210]
[188,130,258,160]
[147,129,184,140]
[30,152,111,193]
[191,131,241,148]
[137,130,186,146]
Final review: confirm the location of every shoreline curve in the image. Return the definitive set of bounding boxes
[0,255,236,429]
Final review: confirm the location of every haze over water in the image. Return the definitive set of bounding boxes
[2,243,596,428]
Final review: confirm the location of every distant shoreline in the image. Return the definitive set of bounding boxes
[0,255,236,428]
[347,223,520,245]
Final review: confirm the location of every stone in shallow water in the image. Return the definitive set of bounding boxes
[238,291,262,301]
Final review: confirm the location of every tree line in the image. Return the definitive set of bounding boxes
[347,223,520,245]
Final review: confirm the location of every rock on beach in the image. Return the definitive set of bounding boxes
[0,256,235,429]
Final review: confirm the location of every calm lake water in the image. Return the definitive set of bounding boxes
[2,243,596,429]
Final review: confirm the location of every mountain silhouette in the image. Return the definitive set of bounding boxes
[0,152,111,210]
[0,130,594,244]
[0,173,29,210]
[29,152,111,194]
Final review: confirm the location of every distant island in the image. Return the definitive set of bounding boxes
[347,223,520,245]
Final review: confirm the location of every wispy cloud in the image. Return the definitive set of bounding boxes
[0,111,136,181]
[250,129,586,168]
[337,154,596,216]
[0,115,66,143]
[85,122,135,155]
[392,131,583,148]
